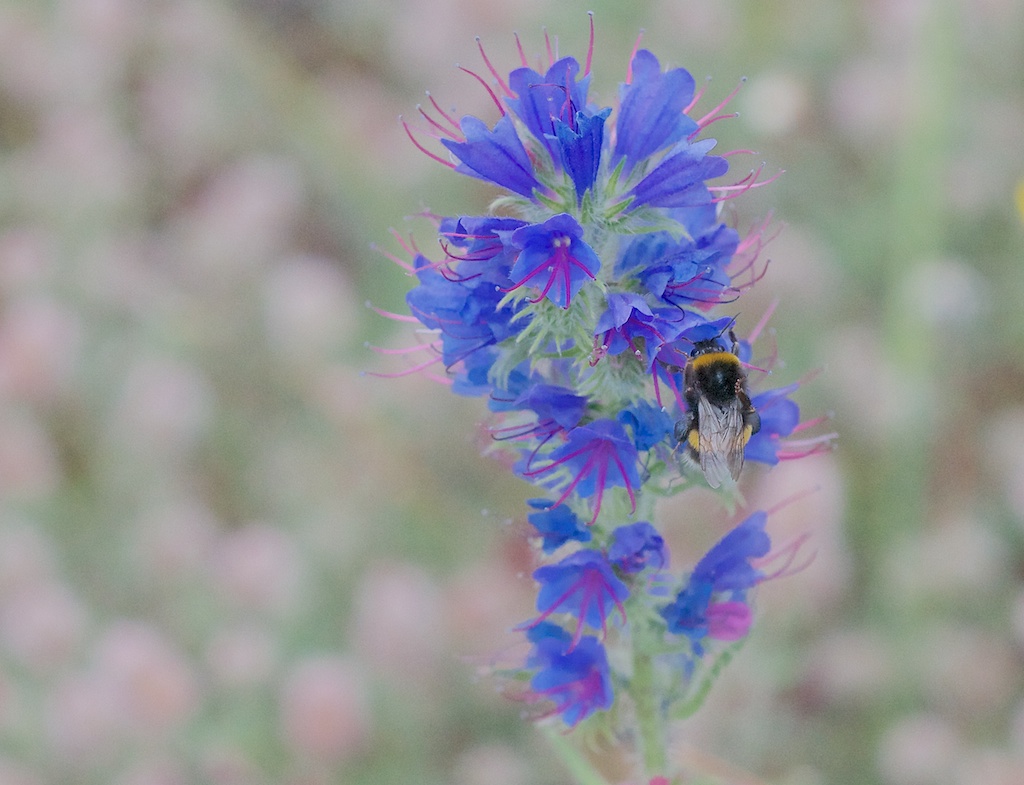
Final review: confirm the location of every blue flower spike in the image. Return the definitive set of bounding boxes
[371,16,833,776]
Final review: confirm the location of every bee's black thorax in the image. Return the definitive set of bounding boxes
[685,351,744,408]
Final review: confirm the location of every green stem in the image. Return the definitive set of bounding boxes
[631,622,667,778]
[542,726,613,785]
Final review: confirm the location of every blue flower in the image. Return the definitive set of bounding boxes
[660,512,771,651]
[374,23,825,736]
[527,499,592,554]
[692,511,771,591]
[608,522,669,573]
[627,139,729,209]
[617,400,675,452]
[511,383,589,430]
[530,549,629,644]
[526,622,613,727]
[625,225,738,307]
[442,114,544,198]
[555,108,611,203]
[745,384,801,465]
[506,57,591,164]
[593,293,684,367]
[522,419,641,525]
[508,214,601,308]
[614,50,699,174]
[404,255,524,391]
[439,215,526,286]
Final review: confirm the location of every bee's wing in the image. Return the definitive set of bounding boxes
[697,396,747,489]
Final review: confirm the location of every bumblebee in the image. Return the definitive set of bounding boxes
[674,330,760,488]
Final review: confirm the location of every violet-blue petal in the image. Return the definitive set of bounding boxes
[614,50,698,173]
[627,139,729,209]
[554,108,610,204]
[594,292,653,335]
[528,631,613,727]
[442,114,542,198]
[617,401,675,452]
[745,385,801,465]
[515,383,589,430]
[509,214,601,308]
[527,498,592,553]
[692,512,771,591]
[545,419,641,502]
[441,215,527,285]
[608,521,669,573]
[533,550,629,630]
[507,57,590,163]
[659,578,714,642]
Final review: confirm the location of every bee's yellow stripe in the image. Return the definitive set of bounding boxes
[687,428,700,452]
[689,351,740,371]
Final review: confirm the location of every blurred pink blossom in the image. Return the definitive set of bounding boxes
[113,358,214,455]
[0,580,87,673]
[0,296,81,402]
[211,522,304,617]
[262,254,358,363]
[351,562,444,683]
[877,713,963,785]
[93,620,201,736]
[278,655,370,764]
[0,412,60,498]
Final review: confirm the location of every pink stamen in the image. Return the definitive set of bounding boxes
[730,256,772,293]
[366,353,445,379]
[502,238,596,308]
[402,119,457,169]
[366,305,419,323]
[368,341,439,356]
[764,486,820,517]
[710,166,783,204]
[683,76,710,114]
[584,12,595,77]
[417,103,461,139]
[609,452,637,513]
[653,356,687,413]
[625,30,645,83]
[543,28,555,69]
[739,358,770,374]
[425,92,462,136]
[522,439,636,526]
[389,228,422,260]
[475,37,513,98]
[792,414,830,434]
[695,110,739,134]
[457,65,506,115]
[755,533,815,581]
[438,266,482,283]
[693,77,746,133]
[526,569,627,649]
[490,419,562,447]
[736,213,780,255]
[513,32,528,67]
[777,433,837,459]
[370,244,415,274]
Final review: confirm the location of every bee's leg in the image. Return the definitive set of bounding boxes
[673,410,695,444]
[736,386,761,436]
[743,406,761,436]
[728,329,740,356]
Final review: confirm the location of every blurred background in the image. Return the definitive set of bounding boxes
[0,0,1023,784]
